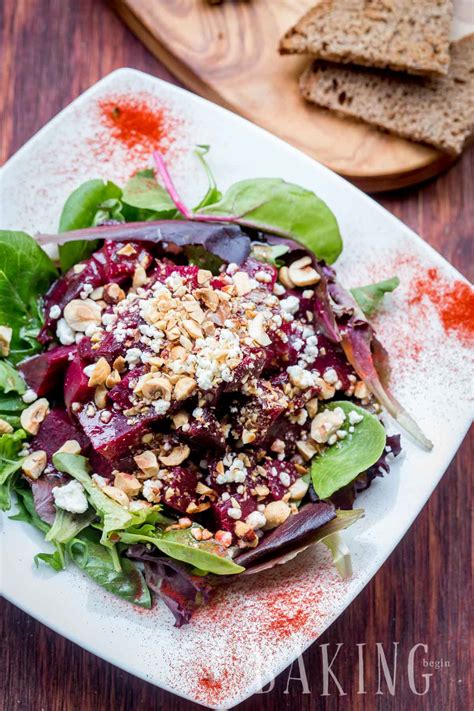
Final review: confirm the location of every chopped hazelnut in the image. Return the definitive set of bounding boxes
[20,398,50,435]
[134,450,159,478]
[114,472,141,497]
[56,439,82,455]
[288,256,320,287]
[263,500,291,529]
[102,485,130,507]
[21,450,47,480]
[174,376,197,402]
[88,357,111,387]
[159,444,190,467]
[63,299,102,332]
[0,326,13,356]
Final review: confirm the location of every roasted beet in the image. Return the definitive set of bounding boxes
[230,380,288,446]
[261,459,300,501]
[39,259,104,343]
[222,347,266,392]
[161,466,201,514]
[77,407,154,459]
[64,356,94,410]
[19,345,76,396]
[32,408,90,460]
[93,240,152,282]
[107,366,145,409]
[178,409,226,450]
[211,494,257,533]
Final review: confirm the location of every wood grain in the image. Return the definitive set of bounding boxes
[0,2,472,710]
[110,0,455,192]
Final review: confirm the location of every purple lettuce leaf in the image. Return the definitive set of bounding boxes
[233,502,336,570]
[37,220,251,266]
[126,544,213,627]
[30,474,67,525]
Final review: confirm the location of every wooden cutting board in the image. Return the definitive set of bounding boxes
[112,0,457,192]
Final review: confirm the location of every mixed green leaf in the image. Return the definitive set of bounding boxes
[311,402,387,500]
[351,276,400,317]
[0,231,57,362]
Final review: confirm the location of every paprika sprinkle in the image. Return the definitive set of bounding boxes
[94,94,179,163]
[409,267,474,343]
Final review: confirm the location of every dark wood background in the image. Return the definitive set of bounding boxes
[1,2,472,710]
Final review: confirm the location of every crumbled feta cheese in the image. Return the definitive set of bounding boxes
[153,399,170,415]
[246,511,267,530]
[279,470,291,487]
[227,507,242,520]
[56,318,75,345]
[287,365,317,389]
[22,388,38,404]
[52,480,88,514]
[49,305,61,319]
[80,283,94,300]
[323,368,338,385]
[125,348,142,366]
[280,295,300,315]
[348,410,364,425]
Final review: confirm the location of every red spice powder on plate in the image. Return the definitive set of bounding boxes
[408,267,474,343]
[92,94,180,164]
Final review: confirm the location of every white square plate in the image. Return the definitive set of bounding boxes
[1,69,472,709]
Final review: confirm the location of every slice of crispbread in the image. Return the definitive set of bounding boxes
[280,0,453,77]
[299,34,474,155]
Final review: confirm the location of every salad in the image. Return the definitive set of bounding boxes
[0,147,431,626]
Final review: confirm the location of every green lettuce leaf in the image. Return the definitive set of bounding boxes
[53,453,133,546]
[195,178,342,263]
[122,170,177,217]
[311,402,386,499]
[351,277,400,318]
[66,529,151,608]
[45,507,96,545]
[58,179,123,271]
[0,360,26,394]
[0,231,57,363]
[0,429,26,510]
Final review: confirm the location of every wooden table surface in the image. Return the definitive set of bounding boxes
[1,2,472,710]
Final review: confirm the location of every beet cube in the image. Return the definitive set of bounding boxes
[262,459,299,501]
[32,408,90,461]
[178,409,226,450]
[77,406,153,460]
[19,345,76,396]
[161,466,201,514]
[231,380,288,446]
[211,494,257,533]
[64,356,94,410]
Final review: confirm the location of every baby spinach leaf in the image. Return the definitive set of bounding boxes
[10,485,50,533]
[0,231,57,363]
[351,277,400,318]
[195,178,342,263]
[193,145,222,210]
[311,401,386,500]
[34,550,65,572]
[45,507,96,545]
[53,453,132,546]
[154,527,244,575]
[0,360,26,394]
[67,530,151,608]
[58,179,123,271]
[0,429,26,511]
[122,170,177,217]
